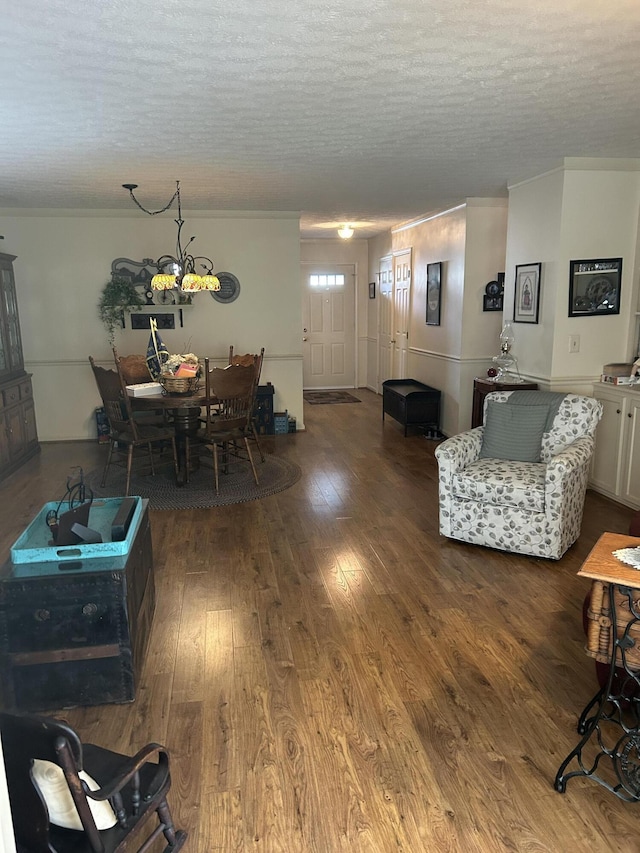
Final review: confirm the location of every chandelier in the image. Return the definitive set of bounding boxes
[122,181,220,293]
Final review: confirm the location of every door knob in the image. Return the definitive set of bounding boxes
[303,337,308,341]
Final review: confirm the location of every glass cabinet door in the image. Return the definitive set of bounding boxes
[0,258,23,377]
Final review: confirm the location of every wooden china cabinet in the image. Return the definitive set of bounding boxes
[0,253,39,481]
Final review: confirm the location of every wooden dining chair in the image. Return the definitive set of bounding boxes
[112,347,166,427]
[228,346,266,461]
[89,356,179,496]
[187,361,259,492]
[0,710,187,853]
[228,345,264,383]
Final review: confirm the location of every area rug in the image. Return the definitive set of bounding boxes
[303,391,361,405]
[85,455,301,510]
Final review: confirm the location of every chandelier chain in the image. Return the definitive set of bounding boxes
[121,178,220,293]
[126,181,181,217]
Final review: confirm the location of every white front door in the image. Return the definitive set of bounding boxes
[302,264,356,389]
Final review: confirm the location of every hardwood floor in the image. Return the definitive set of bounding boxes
[1,389,638,852]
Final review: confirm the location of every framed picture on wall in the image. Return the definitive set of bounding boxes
[568,257,622,317]
[426,262,442,326]
[483,277,504,312]
[513,262,541,324]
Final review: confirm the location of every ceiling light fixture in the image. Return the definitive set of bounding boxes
[338,224,354,239]
[122,181,220,293]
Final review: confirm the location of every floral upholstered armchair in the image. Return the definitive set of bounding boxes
[435,391,603,560]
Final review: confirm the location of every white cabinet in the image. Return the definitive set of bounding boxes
[591,384,640,508]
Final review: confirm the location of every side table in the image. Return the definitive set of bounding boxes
[555,532,640,800]
[471,378,538,428]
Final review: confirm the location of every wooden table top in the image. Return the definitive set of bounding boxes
[130,391,209,409]
[578,532,640,587]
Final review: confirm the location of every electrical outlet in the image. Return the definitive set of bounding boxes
[569,334,580,353]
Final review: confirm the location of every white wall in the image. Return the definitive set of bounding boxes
[462,201,509,360]
[504,168,564,384]
[0,210,304,439]
[368,200,508,434]
[555,168,640,378]
[506,159,640,393]
[300,238,369,387]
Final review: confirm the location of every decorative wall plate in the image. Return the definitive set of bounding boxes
[210,271,241,304]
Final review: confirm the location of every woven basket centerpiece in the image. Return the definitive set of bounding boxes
[159,352,201,395]
[159,375,200,395]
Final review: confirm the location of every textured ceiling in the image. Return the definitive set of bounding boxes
[2,0,640,238]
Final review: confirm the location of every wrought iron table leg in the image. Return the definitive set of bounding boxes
[554,685,605,793]
[555,583,640,800]
[577,684,606,735]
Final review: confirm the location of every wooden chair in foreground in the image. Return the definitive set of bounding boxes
[89,356,179,497]
[0,710,187,852]
[187,360,259,492]
[228,346,266,461]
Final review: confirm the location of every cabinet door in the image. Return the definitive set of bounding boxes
[22,398,38,447]
[0,412,10,470]
[621,395,640,508]
[5,404,25,459]
[591,390,625,497]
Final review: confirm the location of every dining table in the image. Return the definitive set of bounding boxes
[131,389,214,475]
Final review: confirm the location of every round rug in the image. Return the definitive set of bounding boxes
[86,454,301,510]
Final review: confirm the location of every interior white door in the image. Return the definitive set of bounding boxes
[302,264,356,389]
[392,249,411,378]
[377,255,394,390]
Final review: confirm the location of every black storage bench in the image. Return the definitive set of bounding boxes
[382,379,441,436]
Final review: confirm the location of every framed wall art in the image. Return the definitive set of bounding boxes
[426,262,441,326]
[483,276,504,312]
[568,258,622,317]
[513,262,541,324]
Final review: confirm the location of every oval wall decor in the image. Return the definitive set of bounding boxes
[210,271,241,304]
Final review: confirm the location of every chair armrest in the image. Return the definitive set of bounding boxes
[435,428,483,538]
[434,428,483,475]
[545,435,595,541]
[82,743,169,802]
[545,434,595,480]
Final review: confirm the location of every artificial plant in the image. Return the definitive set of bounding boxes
[98,275,145,345]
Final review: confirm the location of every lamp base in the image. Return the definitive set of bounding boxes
[492,353,522,383]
